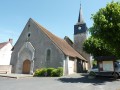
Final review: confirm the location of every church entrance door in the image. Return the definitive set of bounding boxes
[22,60,31,74]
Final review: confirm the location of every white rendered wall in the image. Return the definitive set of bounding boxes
[0,43,12,65]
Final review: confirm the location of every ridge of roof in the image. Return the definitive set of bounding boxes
[64,36,73,44]
[30,18,86,61]
[0,42,8,49]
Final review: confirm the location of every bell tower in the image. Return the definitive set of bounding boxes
[74,4,91,68]
[74,4,87,35]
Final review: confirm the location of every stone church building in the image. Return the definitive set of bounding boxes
[10,6,90,75]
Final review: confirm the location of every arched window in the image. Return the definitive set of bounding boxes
[46,49,51,61]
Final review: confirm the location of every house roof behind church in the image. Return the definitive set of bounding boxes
[0,42,8,49]
[31,18,86,61]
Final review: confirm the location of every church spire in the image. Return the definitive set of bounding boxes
[77,3,84,24]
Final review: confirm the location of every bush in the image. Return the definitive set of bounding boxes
[57,67,63,76]
[34,69,41,76]
[40,68,47,76]
[51,67,63,77]
[34,67,63,77]
[34,68,47,77]
[51,69,58,77]
[92,60,97,67]
[47,68,54,76]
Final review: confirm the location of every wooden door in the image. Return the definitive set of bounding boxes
[22,60,31,74]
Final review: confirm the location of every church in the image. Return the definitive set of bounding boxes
[10,5,90,75]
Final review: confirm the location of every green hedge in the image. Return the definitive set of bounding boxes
[34,67,63,77]
[47,68,54,76]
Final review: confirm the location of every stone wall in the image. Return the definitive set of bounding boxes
[10,19,65,74]
[74,33,91,69]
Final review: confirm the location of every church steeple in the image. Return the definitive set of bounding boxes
[74,3,87,35]
[74,2,91,69]
[77,4,84,24]
[74,4,87,35]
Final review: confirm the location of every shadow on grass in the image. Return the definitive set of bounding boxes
[58,75,119,85]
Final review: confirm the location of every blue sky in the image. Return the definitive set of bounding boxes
[0,0,118,44]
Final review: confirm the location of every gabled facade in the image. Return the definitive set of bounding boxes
[0,39,13,65]
[10,18,88,75]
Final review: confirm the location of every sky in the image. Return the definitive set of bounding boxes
[0,0,119,45]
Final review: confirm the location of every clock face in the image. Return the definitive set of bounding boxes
[78,26,81,30]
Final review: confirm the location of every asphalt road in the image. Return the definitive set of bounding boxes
[0,74,120,90]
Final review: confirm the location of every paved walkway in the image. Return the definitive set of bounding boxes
[0,73,87,79]
[0,73,33,79]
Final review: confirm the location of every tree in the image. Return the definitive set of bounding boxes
[83,1,120,58]
[83,37,113,58]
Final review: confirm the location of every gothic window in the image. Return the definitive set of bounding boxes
[46,49,51,61]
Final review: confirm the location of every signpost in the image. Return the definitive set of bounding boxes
[102,61,114,71]
[95,56,117,78]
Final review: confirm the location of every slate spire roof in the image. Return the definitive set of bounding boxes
[30,18,86,61]
[77,4,84,24]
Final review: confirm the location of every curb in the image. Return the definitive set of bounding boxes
[0,74,33,79]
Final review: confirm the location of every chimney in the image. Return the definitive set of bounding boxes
[9,38,13,45]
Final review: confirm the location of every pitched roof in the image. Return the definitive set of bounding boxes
[30,18,86,61]
[64,36,73,47]
[0,42,8,49]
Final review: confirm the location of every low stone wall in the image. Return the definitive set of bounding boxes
[0,65,12,74]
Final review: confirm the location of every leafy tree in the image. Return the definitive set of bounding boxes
[83,37,113,58]
[83,1,120,58]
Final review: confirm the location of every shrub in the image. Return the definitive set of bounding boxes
[51,69,58,77]
[40,68,47,76]
[51,67,63,77]
[34,69,41,76]
[34,68,47,77]
[92,60,97,68]
[34,67,63,77]
[47,68,54,77]
[57,67,63,76]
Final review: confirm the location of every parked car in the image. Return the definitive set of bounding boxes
[89,61,120,79]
